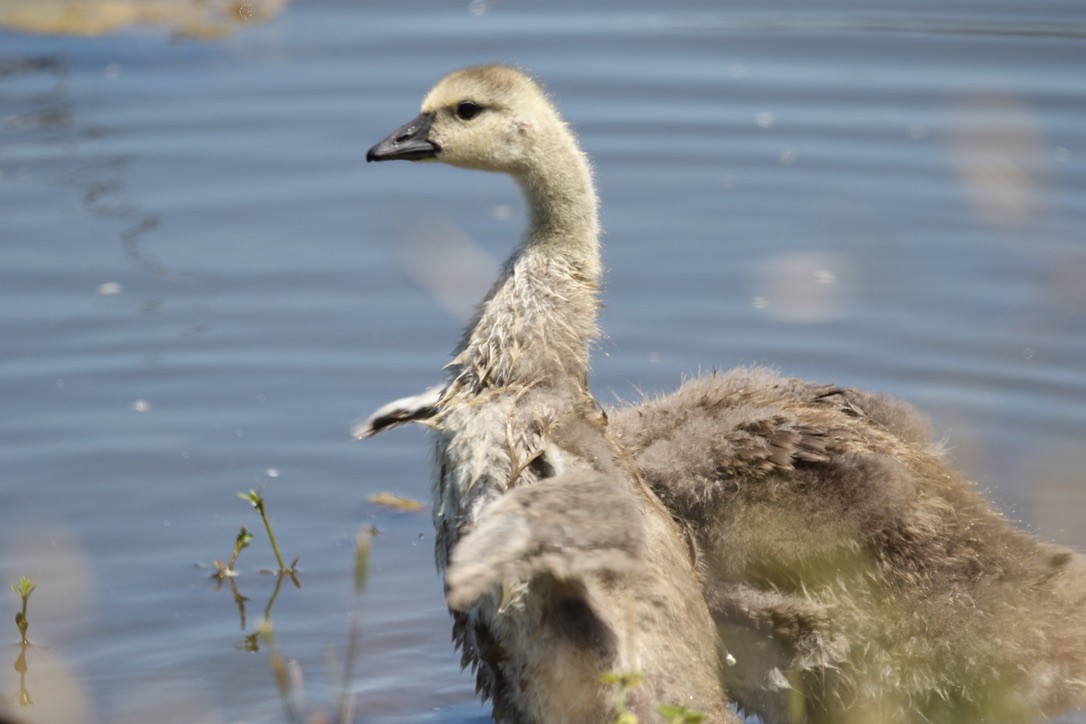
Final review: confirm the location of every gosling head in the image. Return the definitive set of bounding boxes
[367,65,563,175]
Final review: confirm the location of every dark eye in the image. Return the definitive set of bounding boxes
[456,101,482,121]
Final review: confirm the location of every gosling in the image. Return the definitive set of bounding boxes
[365,65,734,723]
[360,65,1086,724]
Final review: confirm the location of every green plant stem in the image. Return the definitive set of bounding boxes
[255,497,287,572]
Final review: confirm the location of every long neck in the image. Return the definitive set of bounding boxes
[517,131,601,282]
[450,127,602,394]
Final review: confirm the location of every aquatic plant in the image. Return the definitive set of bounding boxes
[252,527,374,723]
[333,526,373,724]
[213,526,253,578]
[602,671,644,724]
[10,576,36,708]
[10,576,35,646]
[238,486,299,577]
[601,670,707,724]
[659,703,705,723]
[261,620,304,724]
[235,569,282,653]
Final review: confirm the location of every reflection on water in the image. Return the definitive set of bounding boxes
[11,577,34,711]
[0,55,67,128]
[754,250,856,323]
[0,523,97,722]
[0,48,172,288]
[397,218,499,324]
[0,1,1084,721]
[943,93,1048,228]
[0,0,289,38]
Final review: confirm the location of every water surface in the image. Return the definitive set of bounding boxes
[1,1,1084,721]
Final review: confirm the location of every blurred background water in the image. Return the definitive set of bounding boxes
[0,0,1084,721]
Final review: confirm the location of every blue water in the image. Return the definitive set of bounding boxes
[1,1,1084,721]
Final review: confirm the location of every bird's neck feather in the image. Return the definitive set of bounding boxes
[450,127,601,393]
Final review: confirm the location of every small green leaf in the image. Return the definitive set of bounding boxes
[238,486,265,508]
[233,527,253,556]
[602,670,644,688]
[659,703,705,723]
[11,576,36,599]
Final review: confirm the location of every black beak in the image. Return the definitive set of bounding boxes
[367,112,439,162]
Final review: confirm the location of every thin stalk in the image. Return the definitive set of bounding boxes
[256,497,287,572]
[239,488,295,574]
[337,527,373,724]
